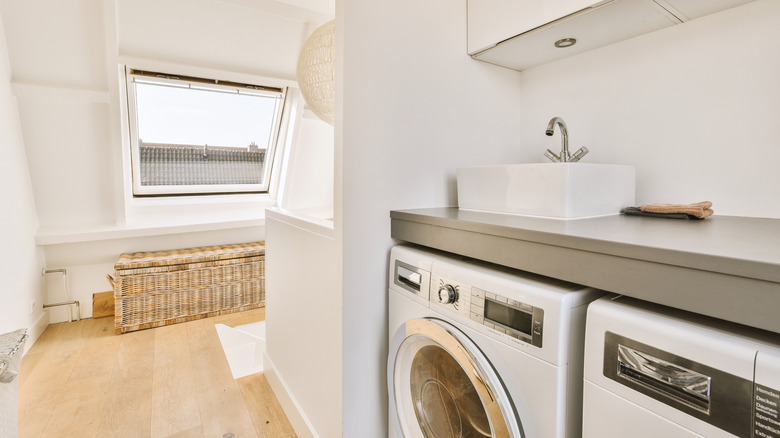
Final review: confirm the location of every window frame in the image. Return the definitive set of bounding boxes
[125,68,287,197]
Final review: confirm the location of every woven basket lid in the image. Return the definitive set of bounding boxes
[115,241,265,270]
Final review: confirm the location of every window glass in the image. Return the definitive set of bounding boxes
[127,70,285,196]
[410,345,491,438]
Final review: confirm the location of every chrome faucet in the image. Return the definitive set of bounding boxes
[544,117,589,163]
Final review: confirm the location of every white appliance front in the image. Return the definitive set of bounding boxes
[583,296,780,438]
[389,314,527,438]
[388,245,603,438]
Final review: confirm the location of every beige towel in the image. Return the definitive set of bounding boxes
[641,201,714,219]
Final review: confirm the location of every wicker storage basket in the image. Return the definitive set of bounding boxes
[113,241,265,334]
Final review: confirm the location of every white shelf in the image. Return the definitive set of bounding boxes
[266,207,335,238]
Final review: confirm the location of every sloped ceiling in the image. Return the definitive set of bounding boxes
[216,0,334,24]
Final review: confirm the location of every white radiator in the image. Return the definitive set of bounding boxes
[0,329,27,438]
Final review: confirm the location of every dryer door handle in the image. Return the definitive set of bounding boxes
[617,344,712,412]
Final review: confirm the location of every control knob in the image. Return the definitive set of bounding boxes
[438,284,458,304]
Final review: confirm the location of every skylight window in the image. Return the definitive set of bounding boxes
[126,69,286,196]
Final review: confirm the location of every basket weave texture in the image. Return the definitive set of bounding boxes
[113,242,265,334]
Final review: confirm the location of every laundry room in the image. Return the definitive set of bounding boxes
[2,0,780,437]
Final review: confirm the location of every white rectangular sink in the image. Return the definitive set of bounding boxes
[457,163,635,219]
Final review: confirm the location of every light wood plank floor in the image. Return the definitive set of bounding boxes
[18,308,297,438]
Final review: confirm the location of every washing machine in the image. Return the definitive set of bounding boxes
[583,295,780,438]
[387,245,604,438]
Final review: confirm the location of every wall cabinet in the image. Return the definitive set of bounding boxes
[467,0,601,54]
[468,0,758,71]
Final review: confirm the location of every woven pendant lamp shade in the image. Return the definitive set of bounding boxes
[297,20,335,125]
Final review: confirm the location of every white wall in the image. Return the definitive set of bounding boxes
[339,0,780,436]
[339,1,526,435]
[512,0,780,218]
[280,114,335,215]
[1,0,113,231]
[259,21,336,437]
[0,11,48,345]
[264,210,340,438]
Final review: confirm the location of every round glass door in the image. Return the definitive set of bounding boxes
[410,343,492,437]
[389,318,523,438]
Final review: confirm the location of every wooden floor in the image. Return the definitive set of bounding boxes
[18,308,297,438]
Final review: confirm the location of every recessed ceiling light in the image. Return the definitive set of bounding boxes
[554,38,577,48]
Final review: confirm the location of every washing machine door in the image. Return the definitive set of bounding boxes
[389,318,523,438]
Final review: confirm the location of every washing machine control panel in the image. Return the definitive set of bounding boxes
[430,274,544,348]
[437,284,458,304]
[430,274,472,317]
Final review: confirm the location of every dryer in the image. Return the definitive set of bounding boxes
[583,296,780,438]
[387,245,604,438]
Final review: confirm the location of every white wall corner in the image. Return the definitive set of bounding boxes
[24,310,51,354]
[102,0,129,227]
[263,354,318,438]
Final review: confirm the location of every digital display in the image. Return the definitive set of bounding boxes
[484,299,533,336]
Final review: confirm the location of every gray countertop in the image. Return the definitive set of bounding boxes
[390,208,780,333]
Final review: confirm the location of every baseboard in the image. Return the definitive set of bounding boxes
[24,311,50,354]
[263,353,318,438]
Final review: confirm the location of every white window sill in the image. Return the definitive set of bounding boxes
[35,217,265,246]
[36,192,274,245]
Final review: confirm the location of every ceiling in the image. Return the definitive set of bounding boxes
[217,0,334,24]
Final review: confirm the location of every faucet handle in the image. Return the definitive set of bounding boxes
[568,146,589,163]
[544,149,561,163]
